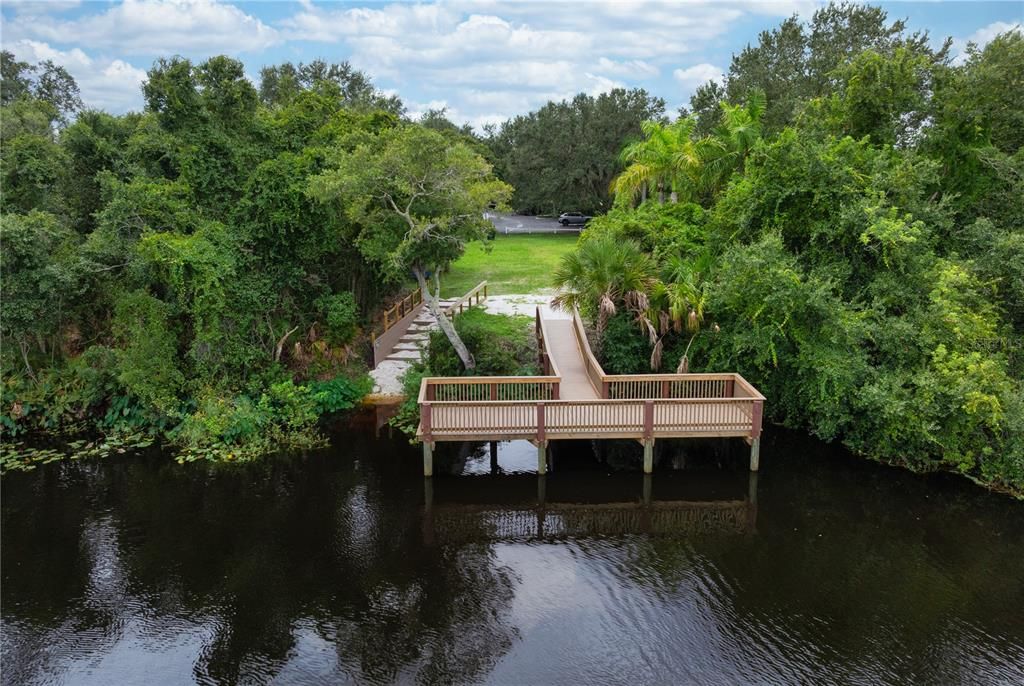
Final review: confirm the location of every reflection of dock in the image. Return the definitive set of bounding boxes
[423,472,758,543]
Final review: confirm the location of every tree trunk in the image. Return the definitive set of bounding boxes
[19,340,36,381]
[414,266,476,371]
[669,190,678,203]
[641,182,648,204]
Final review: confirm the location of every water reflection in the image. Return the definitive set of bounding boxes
[424,470,758,543]
[3,423,1023,685]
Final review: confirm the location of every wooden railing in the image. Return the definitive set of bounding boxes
[417,307,765,446]
[371,289,422,347]
[419,394,761,441]
[420,376,561,403]
[536,307,562,377]
[443,281,488,317]
[568,310,765,404]
[570,310,606,396]
[605,374,750,400]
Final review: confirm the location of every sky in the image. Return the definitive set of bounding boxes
[1,1,1021,131]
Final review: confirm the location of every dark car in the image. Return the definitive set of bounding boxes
[558,212,591,226]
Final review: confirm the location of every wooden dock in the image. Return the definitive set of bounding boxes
[418,308,766,476]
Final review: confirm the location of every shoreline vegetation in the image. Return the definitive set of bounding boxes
[2,5,1022,497]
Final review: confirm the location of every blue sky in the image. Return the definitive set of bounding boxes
[2,1,1021,130]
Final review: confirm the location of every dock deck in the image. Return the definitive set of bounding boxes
[418,307,766,475]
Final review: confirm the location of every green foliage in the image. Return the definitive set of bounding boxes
[485,89,665,214]
[555,20,1023,495]
[1,53,421,466]
[172,381,325,463]
[600,313,651,374]
[112,290,184,413]
[706,3,949,135]
[390,311,539,438]
[426,309,538,377]
[308,375,372,414]
[317,292,360,347]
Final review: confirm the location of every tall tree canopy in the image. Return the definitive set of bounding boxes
[687,3,950,135]
[485,88,665,215]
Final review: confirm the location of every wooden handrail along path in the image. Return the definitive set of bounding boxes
[418,307,766,477]
[371,281,488,368]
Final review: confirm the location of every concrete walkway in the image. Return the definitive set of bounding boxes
[368,293,564,400]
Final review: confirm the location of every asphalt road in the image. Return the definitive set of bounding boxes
[486,213,583,235]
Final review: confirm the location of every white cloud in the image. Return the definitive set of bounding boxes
[273,1,770,130]
[965,20,1022,47]
[672,63,724,87]
[596,58,659,79]
[8,40,147,113]
[5,0,279,56]
[949,20,1022,65]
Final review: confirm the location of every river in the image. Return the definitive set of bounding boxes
[3,413,1023,685]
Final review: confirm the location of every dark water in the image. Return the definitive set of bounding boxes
[3,414,1023,685]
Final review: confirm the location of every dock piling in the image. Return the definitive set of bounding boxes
[749,438,760,472]
[643,439,654,474]
[423,442,434,477]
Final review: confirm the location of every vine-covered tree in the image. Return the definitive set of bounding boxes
[310,125,512,370]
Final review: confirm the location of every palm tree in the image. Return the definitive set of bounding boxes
[612,116,742,207]
[648,251,715,371]
[702,89,766,195]
[552,236,656,341]
[611,120,679,204]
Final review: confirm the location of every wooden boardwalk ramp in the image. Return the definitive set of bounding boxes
[418,307,765,476]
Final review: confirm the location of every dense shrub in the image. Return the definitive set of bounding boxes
[426,309,538,377]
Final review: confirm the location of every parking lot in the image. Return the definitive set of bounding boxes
[486,212,583,235]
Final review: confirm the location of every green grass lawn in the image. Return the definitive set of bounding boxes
[441,234,578,297]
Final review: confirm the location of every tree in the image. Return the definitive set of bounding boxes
[685,80,726,137]
[552,235,656,342]
[0,50,33,105]
[486,89,665,214]
[309,125,512,370]
[259,60,403,114]
[708,3,949,134]
[33,60,82,125]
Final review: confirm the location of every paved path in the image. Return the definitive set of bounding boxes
[486,213,582,235]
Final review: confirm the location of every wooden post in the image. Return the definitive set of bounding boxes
[552,382,560,400]
[602,380,610,399]
[751,399,763,438]
[384,311,390,330]
[643,399,654,438]
[750,398,763,472]
[490,383,497,400]
[422,402,433,438]
[642,473,652,506]
[423,441,434,477]
[538,401,547,475]
[725,378,735,398]
[490,441,499,474]
[643,439,654,474]
[660,380,669,398]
